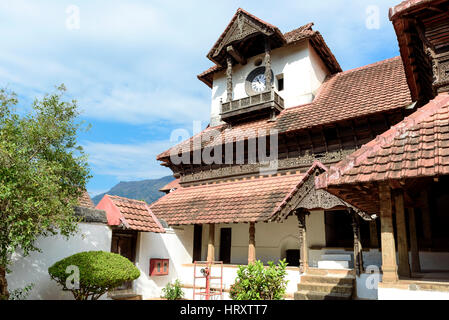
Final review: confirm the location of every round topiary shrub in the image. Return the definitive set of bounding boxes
[48,251,140,300]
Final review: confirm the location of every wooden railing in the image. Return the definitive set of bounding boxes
[221,90,284,116]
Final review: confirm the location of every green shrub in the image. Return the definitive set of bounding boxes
[230,259,288,300]
[161,279,184,300]
[8,283,34,300]
[48,251,140,300]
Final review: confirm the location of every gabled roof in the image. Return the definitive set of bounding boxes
[317,92,449,188]
[149,172,307,225]
[96,195,165,233]
[199,21,341,88]
[207,8,286,65]
[160,57,412,161]
[78,190,95,209]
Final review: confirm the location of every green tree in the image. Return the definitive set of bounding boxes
[48,251,140,300]
[229,259,288,300]
[0,85,90,299]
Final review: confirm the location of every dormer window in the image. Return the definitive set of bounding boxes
[277,74,284,91]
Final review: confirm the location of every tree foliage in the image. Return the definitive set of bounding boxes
[0,85,90,299]
[48,251,140,300]
[229,259,288,300]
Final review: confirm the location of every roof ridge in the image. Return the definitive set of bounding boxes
[162,172,304,192]
[339,56,402,76]
[107,194,147,204]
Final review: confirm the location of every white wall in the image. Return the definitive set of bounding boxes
[378,286,449,300]
[200,215,300,265]
[134,226,194,300]
[210,41,330,126]
[179,264,301,300]
[7,222,112,300]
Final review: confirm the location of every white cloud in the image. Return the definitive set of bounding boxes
[82,139,173,181]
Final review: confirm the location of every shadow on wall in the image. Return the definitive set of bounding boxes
[279,234,300,263]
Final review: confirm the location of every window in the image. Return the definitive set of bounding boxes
[276,74,284,91]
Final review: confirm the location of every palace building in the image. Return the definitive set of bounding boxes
[122,0,449,300]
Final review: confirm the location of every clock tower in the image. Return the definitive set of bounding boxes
[197,9,341,126]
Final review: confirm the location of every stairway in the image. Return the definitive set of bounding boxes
[294,268,355,300]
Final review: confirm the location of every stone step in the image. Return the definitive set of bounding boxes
[318,260,350,269]
[294,290,352,300]
[306,268,354,277]
[320,254,352,261]
[298,283,353,295]
[300,275,355,286]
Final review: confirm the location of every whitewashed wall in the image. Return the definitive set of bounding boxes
[7,222,112,300]
[134,226,194,300]
[179,264,301,300]
[210,41,330,126]
[199,215,301,265]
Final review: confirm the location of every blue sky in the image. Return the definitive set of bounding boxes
[0,0,402,197]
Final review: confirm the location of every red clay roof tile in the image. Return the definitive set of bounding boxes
[316,93,449,188]
[78,191,95,209]
[149,172,307,225]
[96,195,165,233]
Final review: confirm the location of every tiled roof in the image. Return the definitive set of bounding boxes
[159,179,181,192]
[149,172,306,225]
[96,195,165,233]
[316,93,449,188]
[78,190,95,209]
[389,0,435,20]
[160,57,412,160]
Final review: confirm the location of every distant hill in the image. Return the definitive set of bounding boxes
[92,175,175,205]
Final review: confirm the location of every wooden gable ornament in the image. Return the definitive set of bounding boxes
[207,9,286,66]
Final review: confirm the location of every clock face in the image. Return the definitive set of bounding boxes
[251,74,267,92]
[245,67,273,96]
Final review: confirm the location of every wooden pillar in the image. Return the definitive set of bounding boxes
[408,208,421,273]
[295,210,308,274]
[352,212,364,276]
[207,224,215,263]
[264,38,272,92]
[248,222,256,264]
[394,190,411,278]
[420,190,432,246]
[379,183,398,283]
[369,219,379,249]
[226,56,233,102]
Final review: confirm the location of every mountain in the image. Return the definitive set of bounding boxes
[92,175,175,205]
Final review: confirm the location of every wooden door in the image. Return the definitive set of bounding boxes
[219,228,232,264]
[193,225,203,262]
[111,230,137,290]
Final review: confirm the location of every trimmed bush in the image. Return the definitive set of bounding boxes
[48,251,140,300]
[230,259,288,300]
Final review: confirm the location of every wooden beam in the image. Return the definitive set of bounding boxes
[248,222,256,264]
[226,56,233,102]
[408,208,421,273]
[394,190,411,278]
[207,224,215,263]
[226,45,247,65]
[379,183,398,283]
